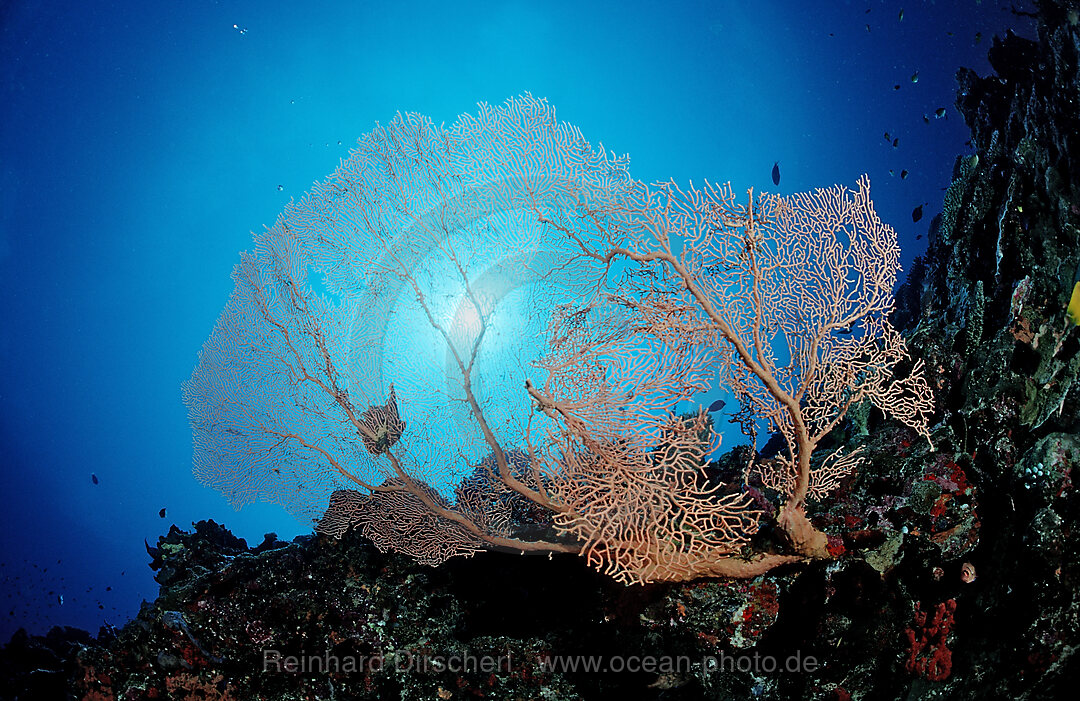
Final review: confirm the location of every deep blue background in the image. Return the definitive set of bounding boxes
[0,0,1035,639]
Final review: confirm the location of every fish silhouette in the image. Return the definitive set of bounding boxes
[771,162,780,186]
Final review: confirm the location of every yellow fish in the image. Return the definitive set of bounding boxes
[1068,281,1080,324]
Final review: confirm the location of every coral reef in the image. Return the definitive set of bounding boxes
[3,1,1080,698]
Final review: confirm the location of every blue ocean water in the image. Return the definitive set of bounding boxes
[0,0,1035,640]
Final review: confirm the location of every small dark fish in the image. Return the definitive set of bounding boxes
[889,169,895,177]
[866,23,871,32]
[91,474,99,485]
[912,203,926,222]
[974,32,982,44]
[57,595,63,606]
[771,161,780,186]
[707,399,727,413]
[893,138,899,148]
[900,169,909,180]
[884,131,891,141]
[935,107,947,119]
[898,8,904,21]
[865,8,871,13]
[916,234,923,240]
[911,70,919,83]
[835,326,854,335]
[158,508,167,519]
[893,84,901,90]
[923,114,930,124]
[276,185,283,191]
